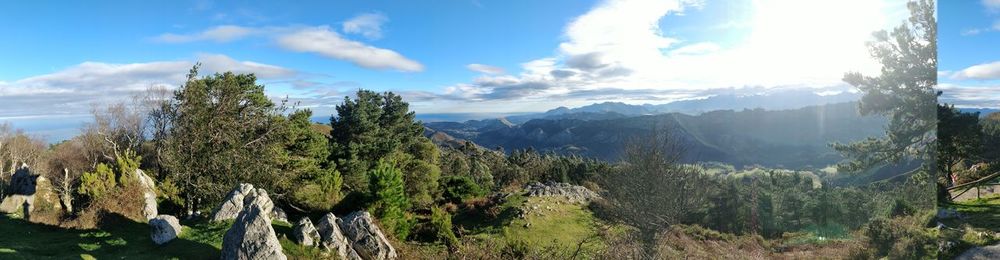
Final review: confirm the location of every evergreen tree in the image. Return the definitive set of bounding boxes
[368,159,412,239]
[832,0,936,174]
[158,65,287,211]
[329,90,423,192]
[937,104,981,186]
[284,109,343,211]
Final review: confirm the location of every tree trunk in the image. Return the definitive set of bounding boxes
[61,168,73,213]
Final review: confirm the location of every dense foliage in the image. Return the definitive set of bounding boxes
[156,67,288,211]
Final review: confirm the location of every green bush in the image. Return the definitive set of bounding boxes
[889,199,915,217]
[863,218,898,256]
[291,169,343,212]
[430,206,458,247]
[79,164,117,201]
[442,175,484,203]
[78,150,142,203]
[369,160,412,239]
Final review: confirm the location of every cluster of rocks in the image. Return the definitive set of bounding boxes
[292,211,397,260]
[219,185,286,260]
[210,183,288,224]
[150,183,293,259]
[523,181,600,203]
[0,164,60,219]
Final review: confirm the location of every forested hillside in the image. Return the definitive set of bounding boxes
[427,102,885,169]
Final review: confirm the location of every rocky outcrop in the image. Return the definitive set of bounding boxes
[957,243,1000,260]
[135,169,158,221]
[271,206,288,223]
[523,181,600,203]
[289,211,394,260]
[292,217,321,247]
[317,213,360,260]
[211,183,256,222]
[0,165,60,218]
[339,211,397,260]
[150,215,182,245]
[220,187,286,260]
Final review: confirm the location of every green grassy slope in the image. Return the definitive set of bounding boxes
[939,194,1000,258]
[0,214,325,260]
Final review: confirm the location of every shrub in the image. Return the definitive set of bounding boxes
[291,169,343,211]
[368,160,412,239]
[442,175,484,203]
[889,199,915,217]
[863,218,898,256]
[430,206,459,247]
[78,164,117,201]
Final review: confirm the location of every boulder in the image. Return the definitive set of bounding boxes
[339,211,397,260]
[211,183,256,222]
[292,217,321,247]
[316,213,359,260]
[150,215,182,245]
[0,165,60,218]
[135,169,158,221]
[220,188,286,260]
[271,206,288,223]
[523,181,600,203]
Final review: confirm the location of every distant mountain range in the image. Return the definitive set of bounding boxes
[959,108,1000,118]
[502,89,861,123]
[425,101,885,170]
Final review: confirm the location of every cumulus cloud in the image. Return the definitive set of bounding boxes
[153,25,258,43]
[277,26,424,72]
[428,0,898,110]
[343,12,388,40]
[153,22,423,72]
[0,54,295,119]
[669,42,721,56]
[951,61,1000,80]
[986,0,1000,11]
[196,53,296,78]
[466,64,505,74]
[939,83,1000,108]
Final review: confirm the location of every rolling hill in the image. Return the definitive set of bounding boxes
[425,102,885,169]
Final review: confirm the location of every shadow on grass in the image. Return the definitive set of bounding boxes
[0,213,220,259]
[452,194,526,234]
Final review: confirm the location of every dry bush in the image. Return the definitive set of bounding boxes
[654,225,769,260]
[458,197,501,219]
[450,237,567,260]
[60,182,147,229]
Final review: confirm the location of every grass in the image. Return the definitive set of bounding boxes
[0,214,329,259]
[939,194,1000,258]
[503,197,608,251]
[453,195,617,258]
[945,194,1000,231]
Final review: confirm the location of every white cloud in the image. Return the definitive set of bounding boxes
[435,0,899,108]
[939,83,1000,108]
[466,64,505,74]
[153,24,423,72]
[196,53,296,78]
[153,25,257,43]
[343,13,388,40]
[985,0,1000,12]
[962,28,985,36]
[0,54,296,118]
[952,61,1000,80]
[277,26,424,72]
[668,42,721,56]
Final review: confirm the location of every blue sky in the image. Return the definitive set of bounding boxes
[0,0,907,141]
[939,0,1000,108]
